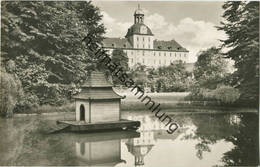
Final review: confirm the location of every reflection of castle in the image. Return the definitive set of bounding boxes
[125,130,155,166]
[74,131,139,166]
[127,115,169,131]
[125,115,188,166]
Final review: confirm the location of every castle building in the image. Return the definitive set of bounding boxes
[103,5,189,69]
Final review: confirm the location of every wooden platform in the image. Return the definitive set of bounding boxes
[56,119,140,132]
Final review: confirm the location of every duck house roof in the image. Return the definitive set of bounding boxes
[73,71,123,100]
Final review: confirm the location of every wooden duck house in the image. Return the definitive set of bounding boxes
[74,71,122,123]
[57,71,140,132]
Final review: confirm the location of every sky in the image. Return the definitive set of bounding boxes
[93,1,227,63]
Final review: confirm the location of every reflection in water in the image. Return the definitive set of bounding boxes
[222,114,259,166]
[0,112,258,166]
[181,113,259,166]
[74,131,139,166]
[125,115,186,166]
[76,140,123,166]
[125,129,155,166]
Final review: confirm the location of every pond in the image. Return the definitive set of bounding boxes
[0,111,259,166]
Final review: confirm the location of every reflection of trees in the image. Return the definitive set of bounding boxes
[183,114,238,159]
[222,113,259,166]
[195,141,211,160]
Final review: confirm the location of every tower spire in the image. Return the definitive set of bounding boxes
[134,3,144,24]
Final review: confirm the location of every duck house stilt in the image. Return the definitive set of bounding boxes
[57,71,140,132]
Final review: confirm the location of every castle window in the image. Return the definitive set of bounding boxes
[137,44,139,48]
[112,43,115,47]
[159,52,161,56]
[158,46,161,49]
[143,44,145,48]
[143,37,144,41]
[170,53,172,57]
[175,53,177,57]
[154,52,156,56]
[164,52,166,56]
[143,51,145,56]
[148,44,150,49]
[131,58,134,63]
[80,143,85,156]
[143,59,145,63]
[148,37,150,41]
[131,51,133,55]
[123,44,126,48]
[168,46,172,50]
[137,37,139,41]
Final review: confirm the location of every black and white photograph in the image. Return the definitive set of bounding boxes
[0,1,259,166]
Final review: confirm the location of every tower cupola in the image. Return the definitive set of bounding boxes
[134,4,144,24]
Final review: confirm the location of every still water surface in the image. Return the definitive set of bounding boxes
[0,112,258,166]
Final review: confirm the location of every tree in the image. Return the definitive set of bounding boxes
[191,47,241,104]
[155,61,192,92]
[111,49,129,71]
[218,2,259,107]
[1,1,105,108]
[193,47,228,89]
[110,48,129,85]
[0,67,24,117]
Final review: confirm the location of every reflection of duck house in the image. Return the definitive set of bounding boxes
[75,131,140,166]
[57,71,140,132]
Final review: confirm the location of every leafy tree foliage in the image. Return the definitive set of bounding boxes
[129,63,148,89]
[111,49,129,71]
[155,61,193,92]
[194,47,228,89]
[190,47,241,104]
[110,49,129,85]
[218,2,259,106]
[0,67,24,117]
[1,1,105,108]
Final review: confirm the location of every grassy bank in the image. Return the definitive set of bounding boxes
[14,92,258,115]
[15,103,74,115]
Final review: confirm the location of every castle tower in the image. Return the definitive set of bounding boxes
[134,4,144,24]
[125,5,154,49]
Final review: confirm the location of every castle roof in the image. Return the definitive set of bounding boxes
[125,23,153,37]
[103,38,132,48]
[154,40,188,52]
[102,37,188,52]
[134,8,144,15]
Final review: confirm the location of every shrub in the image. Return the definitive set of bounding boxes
[13,93,39,113]
[187,85,240,105]
[212,86,240,104]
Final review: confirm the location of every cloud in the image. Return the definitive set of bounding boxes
[101,11,132,38]
[101,11,226,63]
